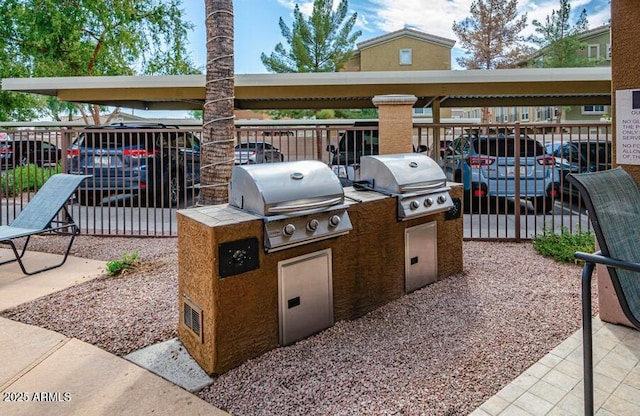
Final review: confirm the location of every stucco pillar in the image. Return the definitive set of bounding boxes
[372,94,417,154]
[596,0,638,328]
[612,0,640,176]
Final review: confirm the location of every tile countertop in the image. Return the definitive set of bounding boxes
[343,186,390,205]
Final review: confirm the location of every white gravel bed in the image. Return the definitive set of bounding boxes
[2,236,597,415]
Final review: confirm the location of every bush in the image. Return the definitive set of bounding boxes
[106,252,140,276]
[532,226,595,264]
[0,163,62,196]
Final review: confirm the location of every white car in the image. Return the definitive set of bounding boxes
[234,142,284,165]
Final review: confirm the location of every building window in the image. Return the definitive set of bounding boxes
[582,105,607,115]
[508,107,518,122]
[399,49,412,65]
[412,107,432,116]
[536,106,553,121]
[606,43,611,60]
[587,44,600,60]
[521,107,529,121]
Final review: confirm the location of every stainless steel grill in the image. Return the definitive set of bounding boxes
[358,153,454,220]
[229,160,352,252]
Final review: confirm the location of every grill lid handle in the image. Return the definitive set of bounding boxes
[401,181,447,193]
[267,197,343,214]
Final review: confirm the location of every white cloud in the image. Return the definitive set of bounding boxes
[359,0,609,40]
[271,0,610,47]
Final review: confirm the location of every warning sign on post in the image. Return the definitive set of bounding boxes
[616,89,640,165]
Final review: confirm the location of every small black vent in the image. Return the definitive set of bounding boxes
[182,295,203,342]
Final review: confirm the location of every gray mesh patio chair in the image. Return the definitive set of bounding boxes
[0,174,91,275]
[567,167,640,416]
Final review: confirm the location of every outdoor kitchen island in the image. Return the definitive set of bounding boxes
[177,164,463,375]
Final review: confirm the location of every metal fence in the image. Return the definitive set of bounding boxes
[0,122,611,239]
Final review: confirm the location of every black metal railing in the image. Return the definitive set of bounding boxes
[0,122,611,239]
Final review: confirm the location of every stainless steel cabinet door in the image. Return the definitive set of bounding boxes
[405,222,437,293]
[278,248,333,346]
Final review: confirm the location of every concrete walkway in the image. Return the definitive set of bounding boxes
[0,250,228,416]
[0,248,105,310]
[472,316,640,416]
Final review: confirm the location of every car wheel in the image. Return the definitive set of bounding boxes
[533,196,552,214]
[76,190,97,206]
[155,169,180,207]
[167,175,180,205]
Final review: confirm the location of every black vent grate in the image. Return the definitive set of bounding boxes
[182,295,203,342]
[191,308,201,335]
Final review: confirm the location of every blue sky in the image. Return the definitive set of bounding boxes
[181,0,611,74]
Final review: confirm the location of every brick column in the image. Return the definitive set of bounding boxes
[372,94,417,154]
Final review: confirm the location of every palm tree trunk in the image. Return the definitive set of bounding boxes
[200,0,235,205]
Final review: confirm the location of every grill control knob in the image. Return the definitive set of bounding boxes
[329,215,341,227]
[283,223,296,236]
[307,219,319,232]
[437,195,447,204]
[410,200,420,210]
[424,197,434,207]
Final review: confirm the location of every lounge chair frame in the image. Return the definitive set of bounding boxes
[567,167,640,416]
[0,174,91,275]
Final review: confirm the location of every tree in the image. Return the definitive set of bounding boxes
[45,97,78,122]
[452,0,533,70]
[453,0,533,123]
[0,0,199,123]
[531,0,591,68]
[0,32,43,121]
[531,1,591,125]
[261,0,362,158]
[200,0,235,205]
[261,0,361,73]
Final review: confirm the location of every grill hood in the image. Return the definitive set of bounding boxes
[229,160,345,217]
[359,154,447,194]
[359,153,453,220]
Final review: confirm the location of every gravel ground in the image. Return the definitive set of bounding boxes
[2,236,597,415]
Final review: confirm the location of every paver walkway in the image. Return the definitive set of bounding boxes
[472,316,640,416]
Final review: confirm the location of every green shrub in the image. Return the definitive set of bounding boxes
[106,252,140,276]
[533,226,595,264]
[0,163,62,196]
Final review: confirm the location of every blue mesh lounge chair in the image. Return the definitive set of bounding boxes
[0,174,91,275]
[567,167,640,416]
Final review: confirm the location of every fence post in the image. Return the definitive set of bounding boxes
[514,122,521,242]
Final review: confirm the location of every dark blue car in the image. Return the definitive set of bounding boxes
[67,123,200,207]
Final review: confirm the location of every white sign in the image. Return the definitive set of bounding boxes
[616,88,640,165]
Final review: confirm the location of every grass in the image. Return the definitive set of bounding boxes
[106,252,140,276]
[532,226,595,264]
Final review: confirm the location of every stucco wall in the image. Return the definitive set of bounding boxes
[612,0,640,177]
[595,0,640,328]
[360,37,451,71]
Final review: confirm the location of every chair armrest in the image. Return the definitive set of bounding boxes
[575,251,640,273]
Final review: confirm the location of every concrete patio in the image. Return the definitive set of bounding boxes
[472,316,640,416]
